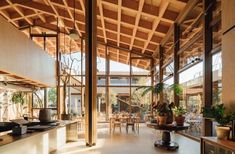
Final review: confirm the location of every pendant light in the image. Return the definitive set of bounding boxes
[69,0,79,39]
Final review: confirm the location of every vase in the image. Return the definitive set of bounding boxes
[216,126,230,140]
[175,116,185,126]
[39,108,52,122]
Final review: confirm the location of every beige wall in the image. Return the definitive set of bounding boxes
[0,16,56,87]
[222,0,235,111]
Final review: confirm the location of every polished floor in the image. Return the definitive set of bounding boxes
[53,123,200,154]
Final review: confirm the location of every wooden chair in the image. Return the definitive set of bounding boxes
[135,117,140,133]
[111,118,122,133]
[126,117,135,133]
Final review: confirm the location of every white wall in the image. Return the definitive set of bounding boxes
[0,16,56,87]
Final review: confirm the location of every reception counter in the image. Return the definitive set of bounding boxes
[0,120,79,154]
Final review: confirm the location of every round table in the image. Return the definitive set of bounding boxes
[147,122,189,151]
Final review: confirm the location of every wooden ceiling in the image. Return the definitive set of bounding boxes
[0,0,215,70]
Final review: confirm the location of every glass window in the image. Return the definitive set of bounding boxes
[47,88,57,108]
[179,62,203,138]
[212,52,222,104]
[33,90,44,108]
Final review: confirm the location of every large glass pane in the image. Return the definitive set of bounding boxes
[131,87,152,121]
[163,62,174,80]
[109,87,129,113]
[33,90,44,108]
[163,77,174,103]
[110,60,130,73]
[97,57,106,75]
[179,62,203,138]
[212,52,222,104]
[131,77,151,86]
[47,88,57,108]
[109,76,129,86]
[97,87,106,122]
[97,76,106,86]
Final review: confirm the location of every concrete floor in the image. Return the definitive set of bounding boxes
[53,123,200,154]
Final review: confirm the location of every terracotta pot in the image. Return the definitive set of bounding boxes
[157,116,167,125]
[216,126,230,140]
[175,116,185,126]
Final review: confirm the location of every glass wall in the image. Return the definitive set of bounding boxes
[179,62,203,138]
[96,50,153,122]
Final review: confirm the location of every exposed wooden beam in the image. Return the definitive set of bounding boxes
[202,0,215,136]
[161,0,200,46]
[117,0,122,62]
[173,23,180,106]
[98,0,107,43]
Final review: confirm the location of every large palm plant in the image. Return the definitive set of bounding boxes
[136,83,183,99]
[137,82,164,97]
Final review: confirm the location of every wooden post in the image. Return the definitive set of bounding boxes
[80,38,84,115]
[150,58,154,112]
[105,45,110,121]
[129,52,132,113]
[44,88,47,108]
[203,0,215,136]
[173,23,180,106]
[56,27,61,119]
[159,45,164,102]
[85,0,97,146]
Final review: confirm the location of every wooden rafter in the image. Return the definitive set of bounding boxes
[0,0,192,69]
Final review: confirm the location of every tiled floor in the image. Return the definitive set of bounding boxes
[53,123,200,154]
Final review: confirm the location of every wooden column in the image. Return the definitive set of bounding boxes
[44,88,47,108]
[159,45,164,102]
[56,29,61,119]
[173,23,180,106]
[129,52,132,113]
[150,58,154,111]
[105,45,110,121]
[85,0,97,146]
[80,38,84,114]
[203,0,215,136]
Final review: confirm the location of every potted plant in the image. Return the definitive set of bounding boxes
[170,83,183,96]
[203,104,235,140]
[173,106,187,126]
[156,103,171,125]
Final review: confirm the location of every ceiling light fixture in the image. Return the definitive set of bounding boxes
[69,0,79,39]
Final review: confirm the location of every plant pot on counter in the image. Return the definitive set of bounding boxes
[39,109,52,122]
[157,116,167,125]
[175,116,185,126]
[216,126,230,140]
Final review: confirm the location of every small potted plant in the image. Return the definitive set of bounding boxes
[156,103,170,125]
[203,104,235,140]
[173,106,187,126]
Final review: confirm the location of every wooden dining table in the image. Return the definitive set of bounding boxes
[109,116,140,133]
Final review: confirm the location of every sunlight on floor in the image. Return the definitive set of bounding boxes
[53,123,200,154]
